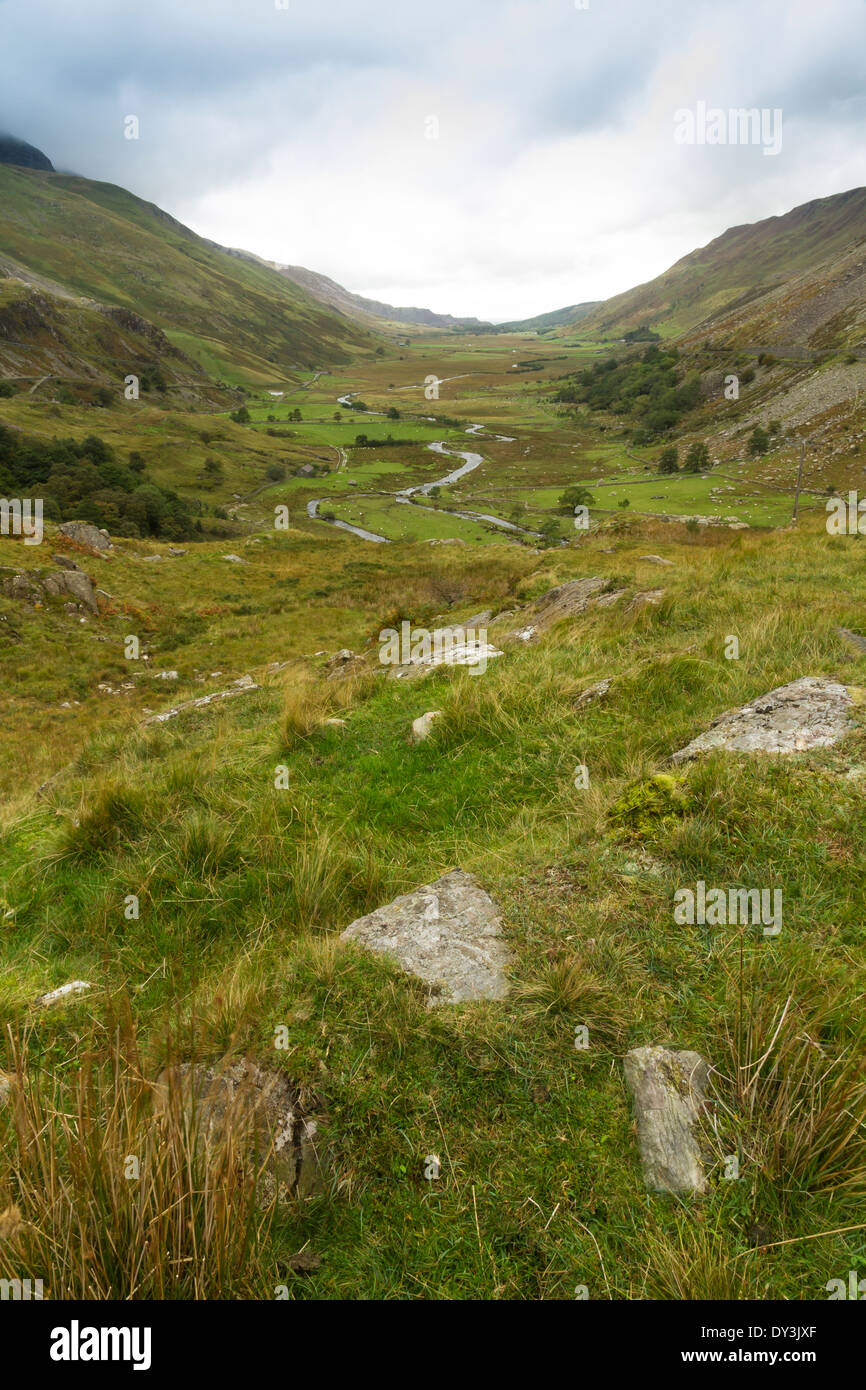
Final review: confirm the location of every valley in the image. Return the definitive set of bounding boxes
[0,140,865,1308]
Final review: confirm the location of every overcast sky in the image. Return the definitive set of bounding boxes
[1,0,864,320]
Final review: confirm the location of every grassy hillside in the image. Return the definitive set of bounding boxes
[0,166,379,383]
[560,187,866,341]
[0,509,865,1299]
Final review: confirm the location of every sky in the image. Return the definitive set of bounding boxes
[1,0,865,321]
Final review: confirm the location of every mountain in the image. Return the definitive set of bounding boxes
[556,186,866,341]
[496,301,601,333]
[275,263,490,330]
[0,145,379,386]
[0,133,54,171]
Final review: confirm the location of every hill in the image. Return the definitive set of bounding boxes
[276,263,490,331]
[0,155,379,386]
[550,187,866,342]
[497,301,601,333]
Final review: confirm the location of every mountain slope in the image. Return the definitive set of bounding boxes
[556,186,866,341]
[497,301,601,332]
[276,263,490,330]
[0,160,379,382]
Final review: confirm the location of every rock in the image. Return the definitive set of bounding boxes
[58,521,112,551]
[837,627,866,654]
[595,588,628,608]
[43,569,98,613]
[341,868,510,1006]
[625,589,664,613]
[464,610,493,626]
[575,678,612,709]
[223,554,246,564]
[156,1059,325,1202]
[142,554,162,563]
[639,555,673,566]
[169,547,187,556]
[141,674,259,726]
[411,710,441,742]
[325,717,347,728]
[35,980,93,1007]
[623,1046,709,1193]
[51,554,81,571]
[670,677,861,762]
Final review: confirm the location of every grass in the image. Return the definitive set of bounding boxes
[2,509,866,1298]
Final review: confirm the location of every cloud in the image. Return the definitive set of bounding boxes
[0,0,864,319]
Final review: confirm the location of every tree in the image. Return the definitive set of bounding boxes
[748,426,769,457]
[204,457,222,477]
[684,442,710,473]
[230,405,250,424]
[659,445,678,474]
[387,406,400,419]
[558,484,593,513]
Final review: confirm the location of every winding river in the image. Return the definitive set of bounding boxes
[305,394,539,543]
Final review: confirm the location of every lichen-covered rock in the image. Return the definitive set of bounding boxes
[156,1059,325,1202]
[341,868,510,1006]
[623,1046,709,1192]
[58,521,112,551]
[670,677,861,762]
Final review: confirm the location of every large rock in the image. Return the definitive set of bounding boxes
[509,576,609,642]
[42,569,98,613]
[58,521,112,551]
[623,1046,709,1193]
[156,1059,325,1202]
[670,677,860,762]
[341,868,510,1005]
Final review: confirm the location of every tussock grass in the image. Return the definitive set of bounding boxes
[0,1024,275,1299]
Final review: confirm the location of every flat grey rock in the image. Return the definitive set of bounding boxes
[341,868,510,1005]
[623,1046,709,1193]
[671,677,860,761]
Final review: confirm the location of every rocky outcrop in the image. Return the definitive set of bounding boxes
[670,677,860,761]
[1,565,98,614]
[341,868,510,1006]
[58,521,112,551]
[623,1046,709,1193]
[509,576,610,642]
[156,1059,325,1202]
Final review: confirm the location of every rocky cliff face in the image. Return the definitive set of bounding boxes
[0,134,54,172]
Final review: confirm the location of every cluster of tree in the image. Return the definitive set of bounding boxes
[553,345,701,440]
[0,426,199,539]
[657,442,710,474]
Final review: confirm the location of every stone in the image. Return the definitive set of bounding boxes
[51,554,81,570]
[341,868,510,1006]
[43,569,98,613]
[625,589,664,614]
[58,520,112,551]
[35,980,93,1007]
[670,677,860,762]
[623,1045,709,1193]
[575,678,612,709]
[411,710,441,742]
[223,553,246,563]
[639,555,673,565]
[155,1058,325,1202]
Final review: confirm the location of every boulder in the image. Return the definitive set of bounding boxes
[156,1058,325,1202]
[43,569,98,613]
[670,677,861,762]
[623,1045,709,1193]
[58,521,111,551]
[509,576,609,643]
[341,868,510,1006]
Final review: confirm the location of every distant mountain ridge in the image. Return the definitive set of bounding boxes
[273,263,491,330]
